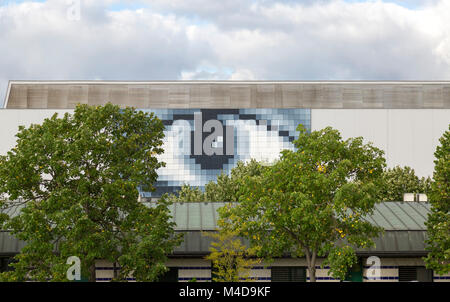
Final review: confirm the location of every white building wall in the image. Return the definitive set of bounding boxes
[166,259,212,282]
[0,109,74,156]
[1,109,449,178]
[433,272,450,282]
[94,258,336,282]
[362,257,450,282]
[311,109,450,178]
[95,259,117,282]
[95,257,450,282]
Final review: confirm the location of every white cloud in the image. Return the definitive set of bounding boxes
[0,0,212,105]
[230,69,256,80]
[1,0,450,106]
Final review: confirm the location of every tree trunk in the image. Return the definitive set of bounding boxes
[305,249,317,282]
[113,262,118,280]
[309,265,316,282]
[89,263,96,282]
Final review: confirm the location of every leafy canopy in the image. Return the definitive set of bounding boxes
[167,159,267,203]
[219,125,386,281]
[205,159,269,202]
[204,218,262,282]
[0,104,181,281]
[167,184,206,203]
[379,166,431,201]
[425,124,450,275]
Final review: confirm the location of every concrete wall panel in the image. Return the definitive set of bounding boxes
[6,82,450,109]
[311,109,450,177]
[0,110,74,156]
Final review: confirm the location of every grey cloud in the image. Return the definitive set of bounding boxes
[189,1,450,80]
[0,0,214,106]
[1,0,450,107]
[145,0,313,31]
[136,0,441,31]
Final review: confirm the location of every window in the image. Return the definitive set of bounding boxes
[158,267,179,282]
[271,266,306,282]
[399,266,433,282]
[0,257,15,273]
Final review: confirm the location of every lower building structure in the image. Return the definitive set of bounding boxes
[1,201,449,282]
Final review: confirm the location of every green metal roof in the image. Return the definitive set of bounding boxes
[364,202,430,231]
[0,201,432,255]
[168,202,226,231]
[168,201,430,231]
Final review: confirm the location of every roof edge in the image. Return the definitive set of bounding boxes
[3,81,12,109]
[6,80,450,85]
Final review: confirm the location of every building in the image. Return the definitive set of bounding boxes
[1,201,449,282]
[0,81,449,281]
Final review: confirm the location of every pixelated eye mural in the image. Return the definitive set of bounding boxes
[139,109,311,197]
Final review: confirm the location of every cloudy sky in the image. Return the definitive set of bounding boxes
[1,0,450,107]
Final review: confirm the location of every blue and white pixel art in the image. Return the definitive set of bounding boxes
[139,109,311,197]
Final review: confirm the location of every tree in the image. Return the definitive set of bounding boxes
[0,104,181,282]
[167,159,267,203]
[166,184,206,203]
[378,166,432,201]
[219,125,386,282]
[425,124,450,275]
[205,159,268,202]
[204,219,262,282]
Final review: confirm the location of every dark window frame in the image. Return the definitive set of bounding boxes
[158,267,179,282]
[271,266,307,282]
[398,266,433,282]
[0,256,15,273]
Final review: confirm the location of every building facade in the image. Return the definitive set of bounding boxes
[2,81,450,182]
[1,81,449,281]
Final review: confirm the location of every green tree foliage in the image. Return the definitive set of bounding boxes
[167,159,267,202]
[204,219,262,282]
[0,104,182,282]
[166,184,206,203]
[379,166,432,201]
[219,125,386,281]
[205,159,268,202]
[425,124,450,275]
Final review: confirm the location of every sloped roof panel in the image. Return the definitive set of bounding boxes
[0,201,433,255]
